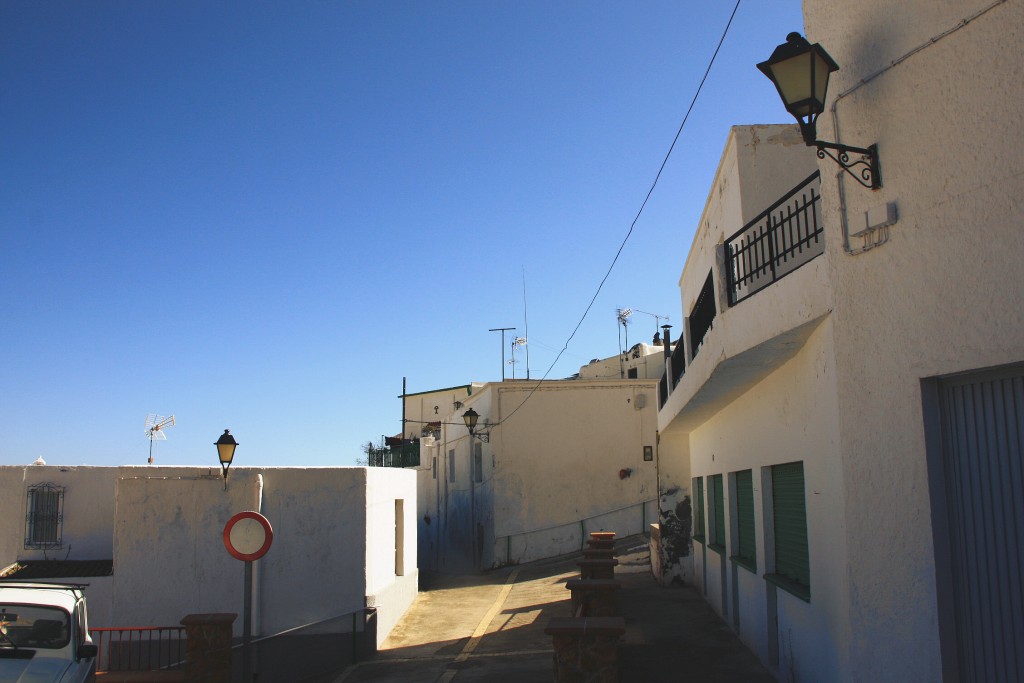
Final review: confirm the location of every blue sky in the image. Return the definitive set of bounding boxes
[1,2,803,467]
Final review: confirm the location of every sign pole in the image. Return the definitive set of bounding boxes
[243,560,253,682]
[223,511,273,683]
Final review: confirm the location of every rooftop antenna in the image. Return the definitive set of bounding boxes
[616,308,632,378]
[616,308,633,350]
[633,309,670,342]
[144,414,175,465]
[510,337,527,379]
[489,327,515,381]
[522,266,531,380]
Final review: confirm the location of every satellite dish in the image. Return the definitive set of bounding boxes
[144,414,175,465]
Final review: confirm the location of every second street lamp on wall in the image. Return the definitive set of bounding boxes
[757,32,881,190]
[462,408,490,442]
[216,429,238,489]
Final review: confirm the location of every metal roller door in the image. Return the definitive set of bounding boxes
[937,366,1024,682]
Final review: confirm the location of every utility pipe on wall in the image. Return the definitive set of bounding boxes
[252,473,264,638]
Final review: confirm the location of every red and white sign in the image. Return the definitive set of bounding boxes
[223,511,274,561]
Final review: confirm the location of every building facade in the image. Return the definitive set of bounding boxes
[657,2,1024,680]
[1,464,417,648]
[413,376,659,572]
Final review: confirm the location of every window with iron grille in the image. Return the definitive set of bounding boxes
[731,469,756,572]
[692,477,705,543]
[25,484,64,548]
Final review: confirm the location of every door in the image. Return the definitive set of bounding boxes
[929,364,1024,682]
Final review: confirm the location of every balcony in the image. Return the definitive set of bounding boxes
[658,171,831,434]
[725,171,823,306]
[367,441,421,468]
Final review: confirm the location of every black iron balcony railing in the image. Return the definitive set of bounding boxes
[725,171,823,306]
[368,441,420,468]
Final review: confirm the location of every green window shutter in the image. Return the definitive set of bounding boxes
[693,477,705,542]
[735,469,756,571]
[772,461,810,592]
[710,474,725,549]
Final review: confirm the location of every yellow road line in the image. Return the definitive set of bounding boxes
[437,568,521,682]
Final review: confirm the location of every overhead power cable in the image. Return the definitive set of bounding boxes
[484,1,743,432]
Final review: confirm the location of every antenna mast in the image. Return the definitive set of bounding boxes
[522,267,531,380]
[488,327,515,381]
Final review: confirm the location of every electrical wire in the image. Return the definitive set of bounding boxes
[488,0,743,431]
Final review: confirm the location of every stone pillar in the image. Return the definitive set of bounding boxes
[181,613,237,683]
[545,617,626,683]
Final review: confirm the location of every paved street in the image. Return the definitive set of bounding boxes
[335,536,775,682]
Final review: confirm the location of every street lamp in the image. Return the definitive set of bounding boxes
[215,429,238,488]
[758,32,881,189]
[462,408,490,442]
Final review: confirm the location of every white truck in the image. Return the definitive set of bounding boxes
[0,582,97,683]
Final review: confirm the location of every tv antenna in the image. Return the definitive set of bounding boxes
[616,308,633,354]
[633,309,670,341]
[510,337,527,379]
[144,414,175,465]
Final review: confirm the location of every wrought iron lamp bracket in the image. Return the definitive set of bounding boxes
[815,141,881,190]
[471,431,490,443]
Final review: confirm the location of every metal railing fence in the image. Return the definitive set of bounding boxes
[90,626,185,673]
[725,171,823,306]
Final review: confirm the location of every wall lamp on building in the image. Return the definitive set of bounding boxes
[758,32,881,190]
[215,429,238,490]
[462,408,490,443]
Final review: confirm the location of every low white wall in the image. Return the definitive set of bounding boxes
[364,467,418,644]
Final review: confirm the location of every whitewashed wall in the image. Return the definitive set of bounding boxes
[801,1,1024,679]
[688,320,844,682]
[577,343,668,381]
[489,380,659,566]
[0,465,193,565]
[0,465,416,645]
[364,466,417,645]
[657,125,822,590]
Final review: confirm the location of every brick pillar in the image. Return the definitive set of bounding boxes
[181,613,237,683]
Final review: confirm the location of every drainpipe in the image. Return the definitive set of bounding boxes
[252,473,264,638]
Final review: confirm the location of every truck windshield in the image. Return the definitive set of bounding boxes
[0,605,70,649]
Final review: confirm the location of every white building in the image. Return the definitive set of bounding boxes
[0,464,417,649]
[577,341,671,381]
[406,373,659,572]
[656,1,1024,680]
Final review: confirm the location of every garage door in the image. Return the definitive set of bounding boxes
[937,365,1024,682]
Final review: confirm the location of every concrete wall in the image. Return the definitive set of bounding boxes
[364,467,418,645]
[416,378,659,570]
[112,467,416,642]
[688,320,844,682]
[801,1,1024,679]
[112,472,254,630]
[0,465,416,645]
[0,465,190,564]
[657,125,823,589]
[426,389,494,572]
[401,385,476,440]
[490,380,659,566]
[578,342,669,381]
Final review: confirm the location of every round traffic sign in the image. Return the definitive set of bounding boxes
[224,511,273,561]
